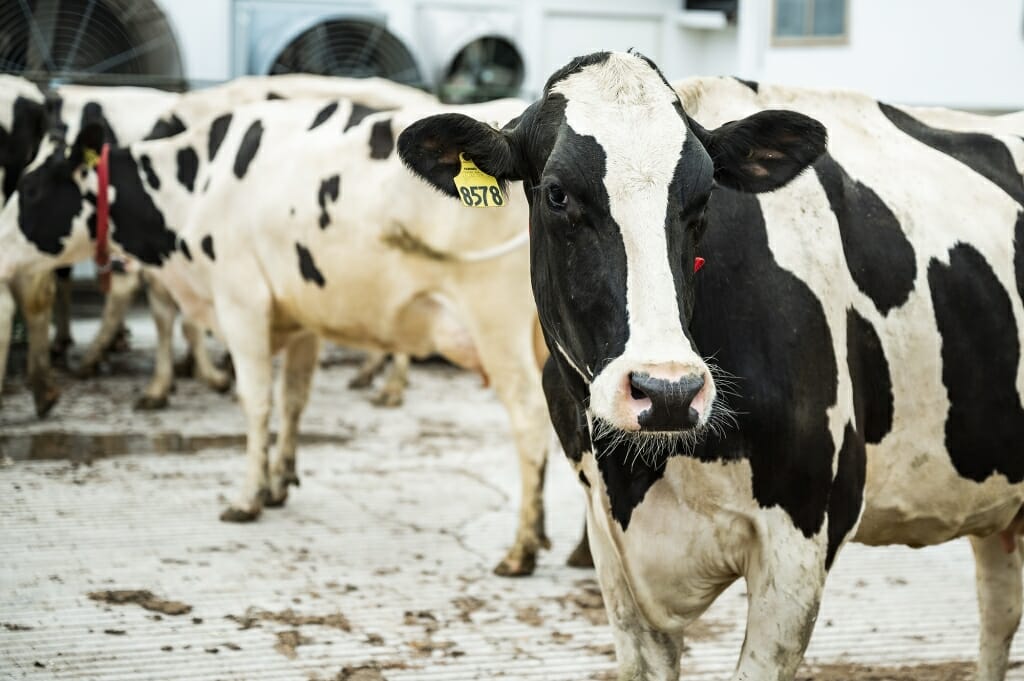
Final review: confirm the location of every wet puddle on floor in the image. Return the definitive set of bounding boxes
[0,431,353,462]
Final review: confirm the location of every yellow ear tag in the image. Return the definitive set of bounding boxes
[82,148,100,169]
[453,153,504,208]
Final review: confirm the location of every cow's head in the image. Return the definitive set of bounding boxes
[399,52,826,447]
[0,123,104,278]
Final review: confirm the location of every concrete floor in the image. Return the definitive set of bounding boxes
[1,313,1022,680]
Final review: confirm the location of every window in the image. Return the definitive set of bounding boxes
[773,0,848,45]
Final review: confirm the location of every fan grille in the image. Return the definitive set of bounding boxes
[270,18,422,86]
[0,0,184,88]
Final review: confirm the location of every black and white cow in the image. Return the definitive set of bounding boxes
[0,95,557,576]
[399,51,1024,680]
[0,76,47,399]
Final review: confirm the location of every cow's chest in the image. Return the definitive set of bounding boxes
[578,453,767,630]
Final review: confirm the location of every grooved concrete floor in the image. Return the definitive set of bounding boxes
[1,315,1022,680]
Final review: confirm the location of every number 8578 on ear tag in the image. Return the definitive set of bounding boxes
[453,153,505,208]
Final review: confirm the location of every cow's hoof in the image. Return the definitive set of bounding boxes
[348,374,373,390]
[134,395,169,411]
[493,551,537,577]
[265,473,299,508]
[206,372,233,394]
[371,390,403,408]
[32,386,60,419]
[220,506,261,523]
[566,540,595,569]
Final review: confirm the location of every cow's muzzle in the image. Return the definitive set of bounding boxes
[628,371,705,431]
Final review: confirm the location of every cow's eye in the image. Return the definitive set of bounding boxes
[547,184,568,211]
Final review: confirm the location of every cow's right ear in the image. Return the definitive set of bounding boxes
[67,122,105,169]
[398,113,521,198]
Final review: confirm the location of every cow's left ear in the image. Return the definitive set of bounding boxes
[398,113,522,198]
[688,110,827,193]
[67,122,105,169]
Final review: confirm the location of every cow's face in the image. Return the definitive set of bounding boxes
[0,124,102,277]
[399,52,826,444]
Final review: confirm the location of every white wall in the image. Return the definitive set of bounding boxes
[748,0,1024,110]
[160,0,233,85]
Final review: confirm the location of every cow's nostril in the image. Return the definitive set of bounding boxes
[629,375,648,401]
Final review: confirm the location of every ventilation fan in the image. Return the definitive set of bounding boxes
[439,36,524,104]
[270,18,422,86]
[0,0,183,87]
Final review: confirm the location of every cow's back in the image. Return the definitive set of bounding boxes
[675,77,1024,545]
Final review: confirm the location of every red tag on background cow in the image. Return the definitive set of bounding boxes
[694,257,705,273]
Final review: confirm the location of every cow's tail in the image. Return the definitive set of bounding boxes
[383,222,528,263]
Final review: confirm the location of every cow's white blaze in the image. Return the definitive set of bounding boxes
[552,53,714,431]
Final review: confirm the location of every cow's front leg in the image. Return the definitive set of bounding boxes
[589,506,684,681]
[13,269,59,417]
[0,283,14,401]
[348,350,388,389]
[733,516,827,681]
[181,318,231,393]
[135,273,176,410]
[51,267,74,360]
[76,269,139,378]
[216,284,273,523]
[266,331,319,507]
[970,532,1023,681]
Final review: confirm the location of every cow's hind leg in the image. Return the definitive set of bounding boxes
[349,350,388,389]
[216,282,274,523]
[970,532,1023,681]
[51,266,74,361]
[13,269,59,417]
[76,269,139,377]
[267,331,319,507]
[372,353,409,407]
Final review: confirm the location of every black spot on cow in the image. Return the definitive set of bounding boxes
[317,174,340,228]
[1015,211,1024,307]
[295,243,326,287]
[139,155,161,190]
[815,154,916,315]
[880,102,1024,207]
[2,96,46,200]
[179,238,192,261]
[369,119,394,160]
[266,92,284,100]
[344,104,382,131]
[543,358,590,464]
[201,235,215,261]
[579,472,590,488]
[146,114,185,140]
[202,177,211,193]
[733,77,759,94]
[233,120,263,179]
[309,101,339,131]
[289,207,295,217]
[106,150,178,265]
[846,308,893,444]
[598,453,667,531]
[208,113,232,161]
[929,243,1024,483]
[687,188,840,538]
[176,146,199,192]
[825,423,866,570]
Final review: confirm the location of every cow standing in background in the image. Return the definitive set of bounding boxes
[399,51,1024,679]
[0,96,557,576]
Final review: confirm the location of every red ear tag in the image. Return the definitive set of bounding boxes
[693,257,706,273]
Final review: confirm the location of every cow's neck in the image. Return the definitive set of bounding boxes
[105,147,178,267]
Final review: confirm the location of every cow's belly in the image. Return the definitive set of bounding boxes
[580,454,758,631]
[855,438,1024,546]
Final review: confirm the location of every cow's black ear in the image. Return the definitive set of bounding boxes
[689,110,827,193]
[68,122,105,168]
[398,113,521,198]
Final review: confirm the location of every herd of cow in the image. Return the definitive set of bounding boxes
[2,50,1024,681]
